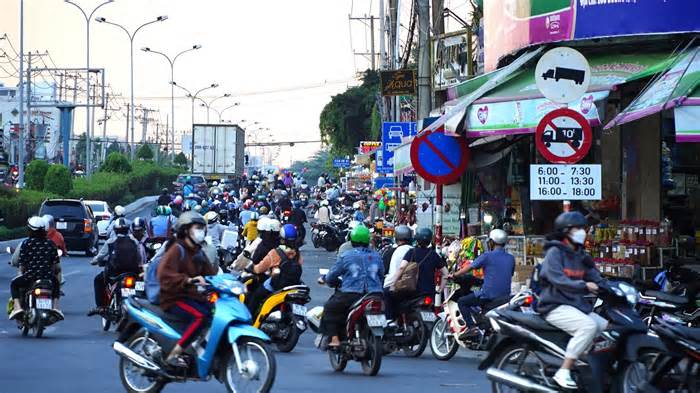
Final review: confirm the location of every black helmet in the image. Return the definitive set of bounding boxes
[394,225,412,242]
[554,211,587,233]
[415,227,433,246]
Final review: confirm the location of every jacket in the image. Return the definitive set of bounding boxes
[157,240,218,310]
[315,205,331,224]
[18,236,60,280]
[93,234,143,269]
[47,228,68,256]
[325,247,384,294]
[536,240,604,315]
[242,220,258,242]
[254,246,304,275]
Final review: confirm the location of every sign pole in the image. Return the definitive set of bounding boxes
[435,183,443,246]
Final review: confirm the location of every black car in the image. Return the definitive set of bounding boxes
[39,199,98,256]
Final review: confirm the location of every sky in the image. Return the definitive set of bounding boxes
[0,0,381,166]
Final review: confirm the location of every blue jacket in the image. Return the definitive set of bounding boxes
[471,248,515,300]
[325,247,384,294]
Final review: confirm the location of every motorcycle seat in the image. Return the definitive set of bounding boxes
[644,290,689,305]
[274,284,309,294]
[31,279,55,289]
[350,293,383,310]
[130,297,188,323]
[483,296,510,311]
[498,309,560,332]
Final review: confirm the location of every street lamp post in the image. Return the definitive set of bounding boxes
[197,93,231,123]
[141,45,200,158]
[96,15,167,160]
[210,102,240,123]
[65,0,114,176]
[171,82,218,128]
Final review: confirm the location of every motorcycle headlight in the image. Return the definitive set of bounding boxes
[617,282,639,306]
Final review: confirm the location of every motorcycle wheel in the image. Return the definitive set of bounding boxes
[429,318,458,361]
[619,350,666,393]
[312,235,320,249]
[275,319,301,353]
[360,330,382,376]
[119,330,165,393]
[223,337,276,393]
[33,317,44,338]
[402,314,428,358]
[491,344,546,393]
[328,347,347,372]
[102,317,111,331]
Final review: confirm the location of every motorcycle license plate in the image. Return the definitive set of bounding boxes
[135,281,145,291]
[121,288,135,297]
[366,314,387,327]
[56,222,67,230]
[36,298,52,309]
[420,311,437,322]
[292,304,307,317]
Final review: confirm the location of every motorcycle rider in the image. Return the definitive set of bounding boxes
[42,214,68,256]
[393,227,447,298]
[251,218,281,265]
[538,211,606,390]
[148,206,174,240]
[203,211,226,248]
[318,225,384,347]
[157,187,171,206]
[315,199,332,225]
[106,205,126,240]
[382,225,413,321]
[288,201,307,246]
[182,176,194,197]
[157,211,218,368]
[131,217,148,263]
[9,217,62,319]
[242,212,259,246]
[88,218,143,316]
[452,229,514,338]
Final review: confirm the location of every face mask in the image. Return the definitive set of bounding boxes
[190,228,206,244]
[569,228,587,245]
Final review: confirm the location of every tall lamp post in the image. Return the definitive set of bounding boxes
[210,102,240,123]
[64,0,114,176]
[171,82,218,129]
[197,93,231,123]
[141,44,201,158]
[95,15,167,159]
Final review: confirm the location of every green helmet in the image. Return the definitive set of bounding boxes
[350,225,370,245]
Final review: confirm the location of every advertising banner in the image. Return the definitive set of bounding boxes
[380,70,417,96]
[359,141,382,154]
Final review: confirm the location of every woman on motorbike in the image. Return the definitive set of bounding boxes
[537,211,606,390]
[157,211,218,368]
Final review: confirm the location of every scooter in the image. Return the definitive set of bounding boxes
[383,294,436,357]
[113,273,276,393]
[95,272,143,331]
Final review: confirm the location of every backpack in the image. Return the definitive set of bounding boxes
[270,248,302,291]
[393,249,431,294]
[107,236,140,275]
[145,242,185,304]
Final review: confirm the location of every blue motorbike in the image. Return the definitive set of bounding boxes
[113,274,276,393]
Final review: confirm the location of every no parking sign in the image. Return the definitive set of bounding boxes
[410,129,469,185]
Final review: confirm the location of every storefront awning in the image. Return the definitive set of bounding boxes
[461,52,677,137]
[606,46,700,129]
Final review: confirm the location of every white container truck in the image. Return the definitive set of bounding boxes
[190,124,245,180]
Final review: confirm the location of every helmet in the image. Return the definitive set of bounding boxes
[161,187,168,194]
[174,211,206,232]
[131,217,146,231]
[257,195,266,201]
[353,201,360,209]
[268,218,281,232]
[243,199,253,209]
[554,211,587,233]
[185,175,191,183]
[488,229,508,245]
[187,193,195,199]
[113,217,130,234]
[348,220,360,230]
[203,211,219,224]
[212,181,218,186]
[173,195,183,205]
[27,216,46,232]
[394,225,412,242]
[193,205,202,212]
[114,205,126,217]
[156,206,168,216]
[259,206,270,215]
[320,200,329,206]
[350,225,370,245]
[165,206,172,215]
[250,212,260,220]
[279,224,298,241]
[257,216,271,232]
[201,200,208,207]
[415,228,433,245]
[293,200,301,209]
[42,214,54,230]
[281,190,288,197]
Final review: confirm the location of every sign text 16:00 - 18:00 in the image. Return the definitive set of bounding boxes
[530,164,601,200]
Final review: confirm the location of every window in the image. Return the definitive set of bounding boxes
[39,202,85,218]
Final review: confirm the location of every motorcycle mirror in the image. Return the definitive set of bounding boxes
[153,243,162,250]
[5,246,11,254]
[319,268,329,275]
[57,249,63,257]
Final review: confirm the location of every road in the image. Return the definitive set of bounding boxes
[0,204,490,392]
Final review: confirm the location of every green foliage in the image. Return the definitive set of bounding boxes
[370,103,381,140]
[136,144,154,160]
[43,164,73,195]
[174,152,188,167]
[69,172,130,204]
[106,142,122,155]
[101,152,132,173]
[25,160,49,191]
[290,150,330,184]
[0,187,58,228]
[0,225,27,241]
[319,70,380,155]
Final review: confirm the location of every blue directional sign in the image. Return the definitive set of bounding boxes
[332,158,351,168]
[381,122,417,172]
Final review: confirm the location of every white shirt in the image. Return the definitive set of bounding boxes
[383,244,413,288]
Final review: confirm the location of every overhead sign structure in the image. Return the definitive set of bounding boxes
[381,122,417,172]
[535,108,592,164]
[359,141,382,154]
[332,158,351,168]
[410,129,469,185]
[530,164,602,200]
[535,47,591,104]
[380,70,417,96]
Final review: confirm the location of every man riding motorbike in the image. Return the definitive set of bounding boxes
[318,225,384,347]
[251,218,281,266]
[9,217,62,319]
[203,211,226,248]
[288,200,307,246]
[383,225,413,321]
[157,211,219,368]
[131,217,148,263]
[148,206,174,240]
[452,228,514,339]
[182,177,194,197]
[42,214,68,256]
[315,199,332,225]
[157,187,171,206]
[537,211,607,390]
[392,227,447,300]
[105,205,126,240]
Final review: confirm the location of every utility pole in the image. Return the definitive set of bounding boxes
[393,0,401,122]
[125,103,129,153]
[17,0,25,186]
[432,0,444,36]
[417,0,431,119]
[379,0,386,69]
[349,15,378,70]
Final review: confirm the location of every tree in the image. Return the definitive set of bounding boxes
[136,144,154,160]
[290,150,330,184]
[106,141,121,155]
[319,70,380,155]
[101,152,132,173]
[25,159,49,190]
[173,152,188,168]
[44,164,73,195]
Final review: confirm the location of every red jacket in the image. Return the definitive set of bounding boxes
[47,228,68,256]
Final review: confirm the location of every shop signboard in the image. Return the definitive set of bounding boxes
[415,183,462,236]
[535,108,592,164]
[381,122,417,172]
[530,164,602,200]
[674,106,700,143]
[484,0,700,72]
[380,70,417,96]
[410,129,470,185]
[359,141,382,154]
[433,30,471,91]
[332,158,351,168]
[535,47,591,104]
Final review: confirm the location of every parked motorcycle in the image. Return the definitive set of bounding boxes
[113,274,276,393]
[383,294,436,357]
[311,223,343,252]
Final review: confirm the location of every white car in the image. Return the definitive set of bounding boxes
[84,200,112,239]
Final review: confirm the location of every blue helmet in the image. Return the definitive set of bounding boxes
[279,224,298,241]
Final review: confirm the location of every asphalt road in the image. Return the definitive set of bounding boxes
[0,205,490,393]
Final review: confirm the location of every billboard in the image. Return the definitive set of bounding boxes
[484,0,700,71]
[380,70,417,96]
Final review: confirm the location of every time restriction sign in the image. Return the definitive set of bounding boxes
[530,164,602,200]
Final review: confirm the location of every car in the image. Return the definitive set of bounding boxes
[38,199,98,256]
[84,200,112,239]
[173,174,207,195]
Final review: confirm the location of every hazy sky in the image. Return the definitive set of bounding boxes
[0,0,381,165]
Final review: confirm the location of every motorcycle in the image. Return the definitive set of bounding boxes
[383,294,436,357]
[95,273,144,331]
[114,273,276,393]
[307,269,386,376]
[298,193,309,208]
[311,223,343,252]
[636,257,700,326]
[239,272,311,352]
[218,226,244,273]
[480,281,666,393]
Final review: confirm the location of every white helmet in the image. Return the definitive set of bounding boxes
[268,218,281,232]
[257,216,271,232]
[320,200,329,206]
[42,214,54,230]
[114,205,126,217]
[489,229,508,245]
[212,181,218,186]
[27,216,46,232]
[352,201,360,209]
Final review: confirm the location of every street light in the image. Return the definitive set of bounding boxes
[141,44,201,157]
[64,0,114,176]
[171,82,218,128]
[210,102,240,123]
[197,93,231,123]
[96,14,168,159]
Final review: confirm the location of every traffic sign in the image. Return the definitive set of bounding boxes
[535,47,591,104]
[535,108,592,164]
[332,158,351,168]
[530,165,602,200]
[410,129,469,185]
[381,122,417,171]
